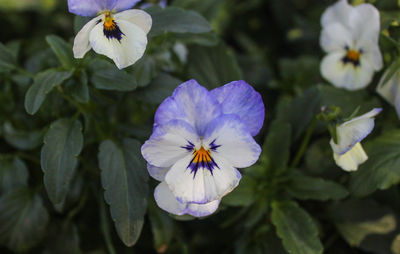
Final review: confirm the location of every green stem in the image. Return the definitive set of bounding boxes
[16,67,35,79]
[290,117,317,168]
[57,86,86,115]
[66,188,88,222]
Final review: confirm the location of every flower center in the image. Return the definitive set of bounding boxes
[342,48,361,66]
[102,13,124,42]
[182,140,221,177]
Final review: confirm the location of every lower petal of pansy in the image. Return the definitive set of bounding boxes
[321,51,375,90]
[165,153,241,204]
[210,80,265,136]
[147,164,169,181]
[89,19,147,69]
[204,115,261,168]
[141,120,199,168]
[333,143,368,171]
[154,182,220,217]
[73,15,103,58]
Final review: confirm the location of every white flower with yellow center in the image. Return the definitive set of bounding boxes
[330,108,381,171]
[69,0,152,69]
[320,0,382,90]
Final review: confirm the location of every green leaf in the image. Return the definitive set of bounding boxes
[135,73,182,104]
[276,87,320,141]
[46,35,75,69]
[148,202,174,252]
[0,42,17,73]
[147,6,212,37]
[3,122,43,150]
[222,175,258,207]
[0,188,49,252]
[65,70,90,103]
[91,60,137,91]
[24,69,73,115]
[187,42,242,89]
[129,55,157,88]
[349,130,400,197]
[98,139,149,247]
[271,200,323,254]
[0,156,28,194]
[171,0,224,20]
[261,121,291,173]
[43,223,82,254]
[41,119,84,207]
[286,174,348,201]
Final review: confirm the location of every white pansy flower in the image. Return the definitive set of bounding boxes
[320,0,382,90]
[376,68,400,118]
[69,0,152,69]
[330,108,381,171]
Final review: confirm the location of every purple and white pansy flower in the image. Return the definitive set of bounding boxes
[141,80,265,217]
[320,0,382,90]
[68,0,152,69]
[330,108,381,171]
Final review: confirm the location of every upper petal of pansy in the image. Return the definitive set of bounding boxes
[320,51,375,90]
[320,23,353,53]
[114,9,152,34]
[349,3,380,43]
[73,15,102,58]
[333,143,368,171]
[89,19,148,69]
[203,114,261,168]
[113,0,141,12]
[141,119,200,168]
[154,182,220,217]
[165,153,241,204]
[68,0,103,16]
[321,0,352,28]
[147,164,169,181]
[155,80,222,135]
[210,80,265,136]
[330,108,382,155]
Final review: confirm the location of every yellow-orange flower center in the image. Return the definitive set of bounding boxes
[346,49,360,63]
[192,147,212,164]
[104,13,116,31]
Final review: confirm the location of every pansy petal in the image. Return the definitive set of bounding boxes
[204,115,261,168]
[114,9,152,34]
[210,80,265,136]
[330,108,382,155]
[68,0,102,16]
[154,182,186,215]
[321,0,352,27]
[147,164,169,181]
[320,51,374,90]
[186,199,220,217]
[154,182,220,217]
[141,120,199,168]
[73,15,102,58]
[89,19,148,69]
[350,3,380,43]
[361,45,383,71]
[113,0,141,12]
[155,80,222,135]
[165,154,241,204]
[320,23,353,53]
[376,70,400,106]
[333,143,368,171]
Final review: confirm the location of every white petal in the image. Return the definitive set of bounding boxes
[186,199,220,217]
[350,3,380,43]
[165,154,241,204]
[89,19,148,69]
[154,182,220,217]
[333,143,368,171]
[321,0,352,27]
[320,51,374,90]
[330,108,381,155]
[73,15,102,58]
[320,23,353,53]
[154,182,186,215]
[376,70,400,106]
[114,9,152,34]
[203,115,261,168]
[147,164,169,181]
[141,120,200,168]
[359,44,383,71]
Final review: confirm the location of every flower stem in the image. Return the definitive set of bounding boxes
[290,117,317,168]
